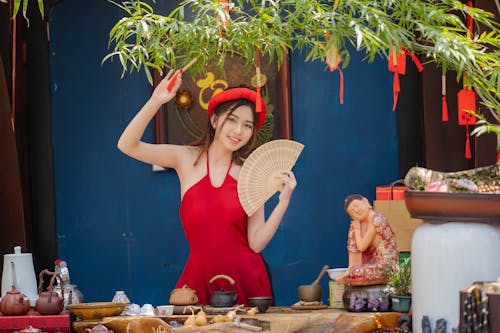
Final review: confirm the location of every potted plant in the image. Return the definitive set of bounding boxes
[387,259,412,312]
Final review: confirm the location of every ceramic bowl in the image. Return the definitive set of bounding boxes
[67,302,127,320]
[327,268,348,280]
[248,297,272,313]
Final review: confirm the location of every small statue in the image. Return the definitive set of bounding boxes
[337,195,398,285]
[422,315,432,333]
[435,318,447,333]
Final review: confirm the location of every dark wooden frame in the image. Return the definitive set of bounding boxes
[152,55,293,145]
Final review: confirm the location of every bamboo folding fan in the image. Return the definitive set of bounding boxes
[238,139,304,216]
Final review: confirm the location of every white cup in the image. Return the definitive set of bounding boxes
[140,303,155,316]
[156,305,174,316]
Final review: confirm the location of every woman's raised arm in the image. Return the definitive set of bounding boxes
[117,70,186,169]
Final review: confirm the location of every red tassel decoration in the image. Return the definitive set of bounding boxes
[458,88,476,159]
[465,124,472,159]
[467,1,473,38]
[221,0,229,14]
[441,73,448,122]
[254,49,263,115]
[392,71,400,111]
[388,47,423,111]
[255,86,262,115]
[442,96,449,122]
[402,48,424,72]
[338,67,344,105]
[217,0,230,29]
[325,32,344,104]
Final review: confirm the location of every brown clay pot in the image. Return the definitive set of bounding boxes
[298,265,329,302]
[35,269,64,315]
[0,285,31,316]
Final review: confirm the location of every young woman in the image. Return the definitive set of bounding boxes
[337,194,398,285]
[117,70,297,306]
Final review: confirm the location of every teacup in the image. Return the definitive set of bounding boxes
[156,305,174,316]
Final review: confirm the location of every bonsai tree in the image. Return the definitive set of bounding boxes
[387,259,412,297]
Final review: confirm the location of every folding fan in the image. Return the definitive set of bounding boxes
[238,139,305,216]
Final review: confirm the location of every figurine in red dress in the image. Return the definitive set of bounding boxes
[337,194,398,285]
[117,70,297,305]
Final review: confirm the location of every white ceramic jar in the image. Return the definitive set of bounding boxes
[411,222,500,333]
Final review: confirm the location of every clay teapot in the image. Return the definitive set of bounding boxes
[0,285,31,316]
[14,326,47,333]
[169,285,198,305]
[85,322,113,333]
[209,274,238,307]
[35,269,64,315]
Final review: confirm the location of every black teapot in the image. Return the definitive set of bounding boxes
[209,274,238,307]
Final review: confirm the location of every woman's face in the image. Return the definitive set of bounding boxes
[212,105,255,151]
[346,198,371,221]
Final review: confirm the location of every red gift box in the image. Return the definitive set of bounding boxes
[375,185,407,200]
[0,313,69,333]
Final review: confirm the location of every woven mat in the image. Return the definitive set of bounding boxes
[290,301,328,310]
[202,305,246,315]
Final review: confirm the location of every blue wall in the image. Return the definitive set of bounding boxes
[50,0,399,306]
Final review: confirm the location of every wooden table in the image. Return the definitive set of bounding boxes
[73,307,407,333]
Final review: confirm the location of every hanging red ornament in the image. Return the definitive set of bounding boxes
[220,0,229,13]
[254,49,263,115]
[467,1,474,39]
[457,88,476,159]
[325,32,344,104]
[217,0,230,29]
[454,1,476,160]
[388,46,423,111]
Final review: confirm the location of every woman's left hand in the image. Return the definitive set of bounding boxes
[277,170,297,203]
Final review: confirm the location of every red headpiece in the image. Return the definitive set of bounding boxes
[207,87,267,129]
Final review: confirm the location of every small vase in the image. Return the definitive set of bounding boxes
[390,295,411,312]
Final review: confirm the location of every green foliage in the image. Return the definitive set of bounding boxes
[387,259,412,296]
[0,0,44,23]
[105,0,499,135]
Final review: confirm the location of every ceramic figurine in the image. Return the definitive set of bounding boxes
[337,194,398,286]
[422,315,432,333]
[435,318,447,333]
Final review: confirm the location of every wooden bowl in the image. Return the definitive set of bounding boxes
[67,302,127,320]
[248,297,272,313]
